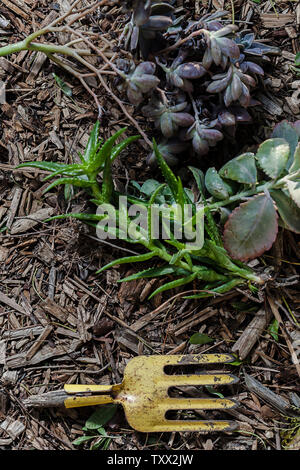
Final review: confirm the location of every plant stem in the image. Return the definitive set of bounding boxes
[0,39,90,58]
[208,181,275,210]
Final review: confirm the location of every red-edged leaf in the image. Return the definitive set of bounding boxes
[223,193,278,261]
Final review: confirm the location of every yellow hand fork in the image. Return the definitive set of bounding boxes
[64,353,239,432]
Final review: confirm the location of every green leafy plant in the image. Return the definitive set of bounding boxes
[268,319,279,342]
[73,404,118,450]
[189,333,214,345]
[17,120,300,299]
[17,122,140,204]
[291,52,300,75]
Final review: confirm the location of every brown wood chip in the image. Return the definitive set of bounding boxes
[260,13,295,28]
[232,308,270,360]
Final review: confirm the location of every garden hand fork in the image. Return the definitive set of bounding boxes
[64,353,239,432]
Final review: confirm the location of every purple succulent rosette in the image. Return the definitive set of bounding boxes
[119,5,281,163]
[157,51,207,92]
[117,61,160,105]
[207,64,257,107]
[142,97,195,138]
[181,119,224,156]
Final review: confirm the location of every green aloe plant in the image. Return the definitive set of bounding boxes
[17,122,140,204]
[17,120,300,300]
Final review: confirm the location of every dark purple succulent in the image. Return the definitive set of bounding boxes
[238,54,264,76]
[181,119,224,156]
[235,32,281,61]
[142,97,195,138]
[157,51,207,92]
[119,6,273,165]
[216,106,252,137]
[125,1,174,57]
[185,10,231,34]
[207,64,256,107]
[202,25,240,70]
[117,61,160,105]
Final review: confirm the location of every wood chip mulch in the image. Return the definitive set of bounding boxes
[0,0,299,451]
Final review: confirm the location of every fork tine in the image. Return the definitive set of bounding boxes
[148,420,238,433]
[163,373,238,387]
[161,353,236,367]
[161,397,238,411]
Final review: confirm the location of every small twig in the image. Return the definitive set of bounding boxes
[268,296,300,379]
[47,53,103,117]
[63,27,152,146]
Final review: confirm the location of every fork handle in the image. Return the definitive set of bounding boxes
[64,384,115,409]
[64,384,114,394]
[64,394,114,408]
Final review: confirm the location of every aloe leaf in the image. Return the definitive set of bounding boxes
[205,167,232,200]
[147,183,166,241]
[95,128,127,170]
[270,189,300,233]
[201,240,260,282]
[148,272,198,299]
[272,120,299,169]
[184,278,244,299]
[16,161,69,172]
[169,249,190,265]
[188,169,223,246]
[120,193,149,207]
[203,207,223,247]
[83,121,101,163]
[176,177,186,209]
[100,148,113,203]
[42,164,84,181]
[96,252,156,274]
[45,213,107,222]
[169,246,193,271]
[110,135,140,163]
[153,139,179,199]
[256,138,290,179]
[223,192,278,261]
[119,265,190,282]
[219,153,257,184]
[43,177,93,193]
